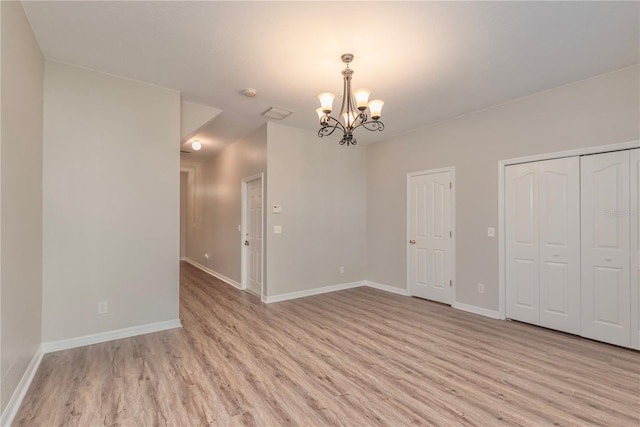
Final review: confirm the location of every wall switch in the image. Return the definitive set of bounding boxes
[98,301,108,314]
[274,225,282,234]
[339,266,344,274]
[272,204,282,214]
[477,283,485,294]
[487,227,495,237]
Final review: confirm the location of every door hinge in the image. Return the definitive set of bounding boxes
[449,182,452,189]
[449,231,452,238]
[449,280,452,287]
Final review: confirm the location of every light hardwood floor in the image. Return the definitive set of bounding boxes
[15,262,640,426]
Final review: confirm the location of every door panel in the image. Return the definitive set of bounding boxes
[630,149,639,349]
[542,262,568,314]
[581,151,630,347]
[409,171,452,304]
[538,157,580,334]
[514,258,536,309]
[246,179,262,296]
[506,163,539,324]
[506,157,580,332]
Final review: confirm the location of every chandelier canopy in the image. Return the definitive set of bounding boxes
[316,54,384,146]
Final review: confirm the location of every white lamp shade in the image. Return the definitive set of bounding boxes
[191,140,202,151]
[318,92,335,113]
[368,99,384,119]
[354,88,371,110]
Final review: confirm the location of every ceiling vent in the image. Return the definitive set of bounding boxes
[262,107,292,120]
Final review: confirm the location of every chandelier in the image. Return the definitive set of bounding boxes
[316,53,384,146]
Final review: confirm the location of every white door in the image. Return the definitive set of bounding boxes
[630,149,639,349]
[581,151,631,347]
[538,157,581,334]
[245,178,263,296]
[408,170,452,304]
[506,162,540,324]
[505,157,581,333]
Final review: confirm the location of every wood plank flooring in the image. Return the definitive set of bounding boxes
[15,262,640,426]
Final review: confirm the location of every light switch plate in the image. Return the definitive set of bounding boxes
[487,227,495,237]
[272,204,282,214]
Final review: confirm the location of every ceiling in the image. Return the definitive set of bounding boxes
[23,1,639,163]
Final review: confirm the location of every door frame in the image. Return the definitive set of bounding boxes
[241,173,265,299]
[498,140,638,320]
[406,166,456,304]
[179,166,196,262]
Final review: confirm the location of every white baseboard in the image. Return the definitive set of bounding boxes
[1,345,44,427]
[264,281,365,303]
[183,258,242,290]
[41,319,182,354]
[365,280,411,296]
[453,302,501,319]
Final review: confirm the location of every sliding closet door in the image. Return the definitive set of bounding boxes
[581,150,631,347]
[506,162,539,324]
[538,157,580,334]
[631,149,639,350]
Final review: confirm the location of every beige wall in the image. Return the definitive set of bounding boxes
[0,0,44,413]
[42,61,180,342]
[266,123,367,296]
[367,66,640,311]
[180,171,187,259]
[185,125,267,283]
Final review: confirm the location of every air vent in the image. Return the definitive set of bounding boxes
[262,107,292,120]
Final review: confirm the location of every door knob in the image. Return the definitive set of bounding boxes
[244,240,250,246]
[409,240,416,244]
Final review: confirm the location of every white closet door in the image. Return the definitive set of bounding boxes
[630,149,639,350]
[581,151,631,347]
[538,157,581,334]
[506,162,539,324]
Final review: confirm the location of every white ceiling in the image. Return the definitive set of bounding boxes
[23,1,639,161]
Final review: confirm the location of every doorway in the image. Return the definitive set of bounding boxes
[241,174,264,298]
[407,167,455,304]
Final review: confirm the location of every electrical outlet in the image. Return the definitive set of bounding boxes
[98,301,108,314]
[274,226,282,234]
[477,283,485,294]
[339,266,345,274]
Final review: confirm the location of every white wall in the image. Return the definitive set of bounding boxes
[266,123,367,296]
[185,125,267,283]
[180,100,222,141]
[366,66,640,311]
[0,0,44,414]
[42,61,180,342]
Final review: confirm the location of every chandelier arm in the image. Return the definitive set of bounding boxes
[352,120,385,133]
[317,115,346,138]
